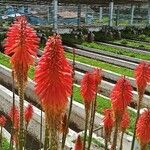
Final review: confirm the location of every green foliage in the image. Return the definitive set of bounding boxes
[2,138,9,150]
[120,39,128,45]
[0,32,6,42]
[115,39,150,50]
[62,34,83,45]
[0,52,136,133]
[138,34,146,41]
[138,44,145,49]
[65,52,133,77]
[82,42,150,61]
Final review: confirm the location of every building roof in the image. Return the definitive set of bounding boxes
[0,0,148,6]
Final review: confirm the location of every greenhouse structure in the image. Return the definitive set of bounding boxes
[0,0,150,150]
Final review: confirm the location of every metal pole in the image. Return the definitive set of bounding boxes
[47,6,50,24]
[148,0,150,24]
[130,4,135,25]
[109,1,114,26]
[99,7,103,21]
[77,3,81,28]
[85,5,88,24]
[53,0,58,32]
[115,5,119,26]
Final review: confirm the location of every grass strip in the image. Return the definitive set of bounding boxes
[2,138,9,150]
[82,42,150,61]
[0,52,136,133]
[65,52,133,77]
[114,39,150,50]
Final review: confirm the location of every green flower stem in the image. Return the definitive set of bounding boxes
[131,93,143,150]
[83,109,89,150]
[18,77,25,150]
[0,126,2,149]
[119,131,124,150]
[87,92,98,150]
[112,120,119,150]
[61,49,76,150]
[44,122,50,150]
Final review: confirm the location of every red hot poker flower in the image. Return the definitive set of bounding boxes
[0,115,6,127]
[134,61,150,97]
[74,135,83,150]
[103,109,114,140]
[4,16,39,82]
[81,69,102,111]
[136,109,150,145]
[120,111,130,132]
[9,106,19,129]
[93,68,102,86]
[35,35,72,126]
[24,103,34,126]
[110,76,133,121]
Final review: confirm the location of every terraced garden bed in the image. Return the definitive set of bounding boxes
[82,42,150,61]
[113,39,150,50]
[0,52,139,133]
[65,52,134,77]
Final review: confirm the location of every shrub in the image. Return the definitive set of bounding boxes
[138,34,146,41]
[138,45,145,49]
[120,39,128,45]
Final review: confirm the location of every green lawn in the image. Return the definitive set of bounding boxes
[0,52,136,133]
[2,138,9,150]
[114,39,150,50]
[82,42,150,61]
[65,52,133,77]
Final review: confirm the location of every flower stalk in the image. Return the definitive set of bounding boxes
[61,49,76,149]
[119,111,130,150]
[35,35,72,150]
[87,92,98,150]
[83,109,90,149]
[0,126,2,149]
[111,77,133,150]
[111,119,119,150]
[131,62,150,150]
[131,94,143,150]
[136,109,150,150]
[119,131,124,150]
[18,77,25,150]
[44,121,50,150]
[5,17,39,150]
[103,109,113,150]
[9,71,15,150]
[40,109,43,149]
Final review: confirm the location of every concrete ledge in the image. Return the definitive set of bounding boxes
[98,41,150,55]
[1,64,150,109]
[0,84,76,149]
[65,46,137,69]
[74,44,142,64]
[38,49,150,94]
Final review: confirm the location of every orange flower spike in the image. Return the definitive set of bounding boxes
[120,111,130,132]
[74,135,83,150]
[80,69,102,112]
[103,109,114,140]
[0,115,6,127]
[9,106,19,129]
[93,68,102,86]
[35,34,72,123]
[136,109,150,146]
[134,61,150,97]
[24,103,34,126]
[4,16,39,82]
[110,76,133,121]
